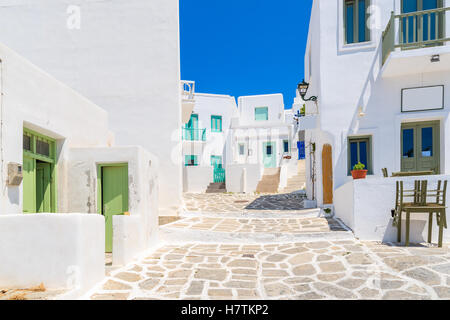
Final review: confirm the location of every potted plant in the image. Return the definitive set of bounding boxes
[323,207,333,218]
[351,162,368,180]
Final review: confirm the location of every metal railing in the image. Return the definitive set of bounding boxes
[382,7,450,65]
[181,80,195,100]
[182,128,206,141]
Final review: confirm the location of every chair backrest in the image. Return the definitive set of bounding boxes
[427,180,447,206]
[397,180,425,206]
[382,168,388,178]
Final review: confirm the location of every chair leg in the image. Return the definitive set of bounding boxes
[428,212,433,244]
[397,211,402,243]
[438,211,444,248]
[405,211,410,247]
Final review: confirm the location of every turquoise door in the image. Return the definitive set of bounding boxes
[211,156,225,183]
[263,142,277,168]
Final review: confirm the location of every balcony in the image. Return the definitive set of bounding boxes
[381,7,450,77]
[181,80,196,124]
[182,128,207,142]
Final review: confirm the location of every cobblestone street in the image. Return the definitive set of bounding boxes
[87,193,450,300]
[90,241,450,300]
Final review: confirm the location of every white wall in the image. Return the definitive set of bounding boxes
[183,166,214,193]
[0,0,182,217]
[226,164,263,193]
[237,94,286,127]
[0,214,104,296]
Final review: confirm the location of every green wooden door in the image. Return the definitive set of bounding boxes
[263,142,277,168]
[36,162,52,213]
[401,121,440,173]
[101,165,128,253]
[23,156,36,213]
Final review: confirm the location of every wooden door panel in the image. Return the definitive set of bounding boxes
[322,144,333,205]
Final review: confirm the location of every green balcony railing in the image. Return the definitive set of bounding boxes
[382,7,450,65]
[182,128,207,141]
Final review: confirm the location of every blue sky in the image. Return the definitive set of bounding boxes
[180,0,313,109]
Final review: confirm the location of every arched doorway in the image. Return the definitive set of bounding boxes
[322,144,333,204]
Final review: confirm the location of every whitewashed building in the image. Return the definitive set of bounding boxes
[182,93,238,193]
[226,94,302,193]
[0,43,159,297]
[302,0,450,243]
[0,0,182,218]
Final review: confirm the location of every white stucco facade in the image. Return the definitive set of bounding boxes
[0,0,182,217]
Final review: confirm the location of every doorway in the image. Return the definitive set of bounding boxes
[401,121,440,173]
[22,129,56,213]
[322,144,333,205]
[263,142,277,168]
[97,164,129,253]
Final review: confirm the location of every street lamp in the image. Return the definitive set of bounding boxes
[297,79,317,102]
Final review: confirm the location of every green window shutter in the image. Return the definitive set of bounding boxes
[211,115,222,132]
[255,107,268,121]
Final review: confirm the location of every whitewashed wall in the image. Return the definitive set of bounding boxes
[226,164,263,193]
[0,0,182,217]
[183,166,214,193]
[0,214,104,298]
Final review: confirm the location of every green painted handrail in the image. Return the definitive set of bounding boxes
[182,128,207,141]
[382,7,449,65]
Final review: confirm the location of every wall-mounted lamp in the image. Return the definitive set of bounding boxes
[297,79,318,102]
[431,54,440,63]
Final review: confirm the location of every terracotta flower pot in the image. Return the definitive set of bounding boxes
[351,170,368,180]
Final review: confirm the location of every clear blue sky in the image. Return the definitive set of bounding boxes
[180,0,313,109]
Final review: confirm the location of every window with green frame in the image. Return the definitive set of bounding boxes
[185,155,198,167]
[348,136,372,175]
[344,0,370,44]
[211,115,222,132]
[255,107,269,121]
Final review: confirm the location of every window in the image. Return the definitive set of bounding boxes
[211,115,222,132]
[255,107,269,121]
[239,144,245,156]
[344,0,370,44]
[283,140,289,153]
[348,136,372,174]
[266,145,273,155]
[185,155,198,167]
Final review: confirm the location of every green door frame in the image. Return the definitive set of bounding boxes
[23,128,57,213]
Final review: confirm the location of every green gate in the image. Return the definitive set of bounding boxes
[213,167,226,183]
[211,155,225,183]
